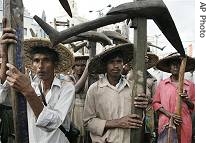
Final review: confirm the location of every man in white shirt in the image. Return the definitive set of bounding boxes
[0,18,75,143]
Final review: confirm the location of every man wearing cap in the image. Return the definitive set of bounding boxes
[0,19,75,143]
[152,53,195,143]
[83,43,149,143]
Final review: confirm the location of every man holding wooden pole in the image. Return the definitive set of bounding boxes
[83,43,149,143]
[0,27,75,142]
[0,20,16,143]
[2,0,28,142]
[152,53,195,143]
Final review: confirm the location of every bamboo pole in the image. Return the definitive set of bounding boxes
[167,117,175,143]
[3,0,29,142]
[175,57,187,143]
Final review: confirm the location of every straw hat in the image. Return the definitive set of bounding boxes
[73,55,89,68]
[126,52,159,69]
[23,38,74,74]
[88,43,133,74]
[88,43,159,74]
[156,52,195,73]
[146,52,159,69]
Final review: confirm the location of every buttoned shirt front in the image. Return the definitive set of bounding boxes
[83,75,132,143]
[0,77,75,143]
[152,77,195,143]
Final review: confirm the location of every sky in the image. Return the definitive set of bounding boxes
[22,0,195,57]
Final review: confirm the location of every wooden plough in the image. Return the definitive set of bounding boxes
[62,30,112,46]
[3,0,29,142]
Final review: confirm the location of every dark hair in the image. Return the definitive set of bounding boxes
[102,50,124,65]
[29,46,60,66]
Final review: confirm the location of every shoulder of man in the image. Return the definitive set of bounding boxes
[59,78,75,89]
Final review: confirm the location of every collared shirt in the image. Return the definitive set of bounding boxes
[0,77,75,143]
[152,77,195,143]
[83,75,132,143]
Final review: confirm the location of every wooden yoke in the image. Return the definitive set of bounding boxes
[3,0,29,142]
[175,57,187,143]
[130,0,147,142]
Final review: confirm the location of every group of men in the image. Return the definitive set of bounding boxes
[0,17,195,143]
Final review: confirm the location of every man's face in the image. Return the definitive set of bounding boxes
[32,53,55,80]
[73,63,86,76]
[106,57,124,77]
[169,61,181,75]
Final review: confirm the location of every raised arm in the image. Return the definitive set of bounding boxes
[0,18,17,83]
[6,63,44,118]
[74,59,90,93]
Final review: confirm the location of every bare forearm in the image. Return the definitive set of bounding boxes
[103,119,120,135]
[75,60,89,93]
[158,107,171,118]
[105,114,143,131]
[158,107,182,126]
[105,119,120,129]
[0,26,17,83]
[75,68,88,93]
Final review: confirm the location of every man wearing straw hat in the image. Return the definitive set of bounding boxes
[152,52,195,143]
[69,55,89,84]
[0,22,75,143]
[83,43,149,143]
[67,55,90,143]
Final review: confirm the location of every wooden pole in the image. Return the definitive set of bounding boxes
[175,57,187,143]
[3,0,29,142]
[130,0,147,142]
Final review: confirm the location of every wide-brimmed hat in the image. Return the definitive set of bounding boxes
[23,38,74,73]
[146,52,159,69]
[88,43,159,74]
[126,52,159,69]
[88,43,133,74]
[156,52,195,73]
[73,55,89,67]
